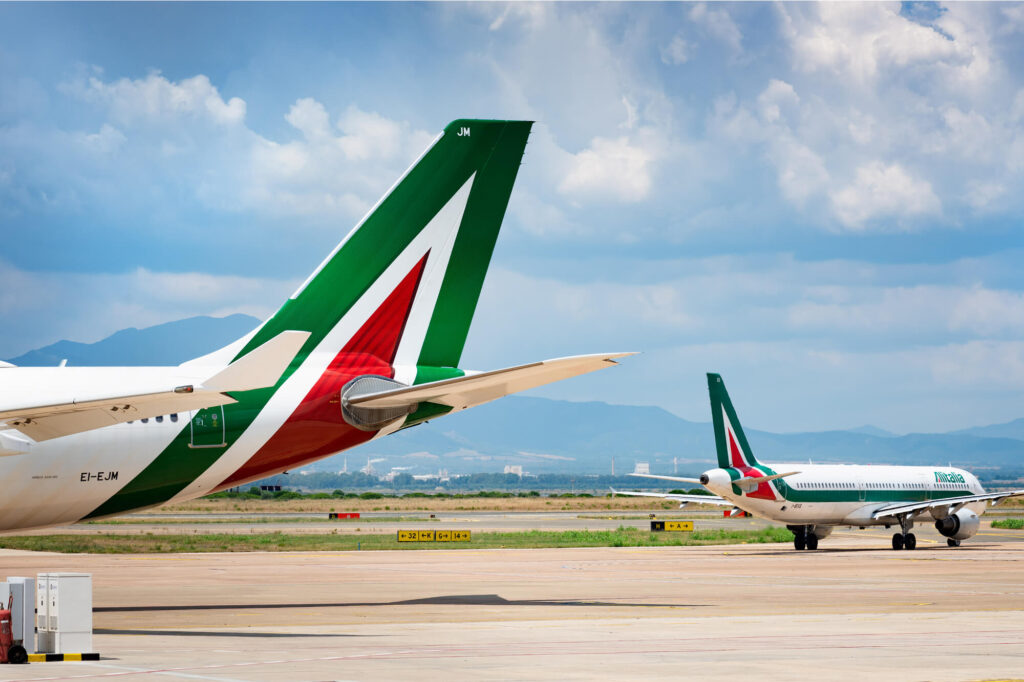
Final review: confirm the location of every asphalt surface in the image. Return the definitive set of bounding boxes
[2,521,1024,680]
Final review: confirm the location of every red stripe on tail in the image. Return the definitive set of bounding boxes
[216,253,429,489]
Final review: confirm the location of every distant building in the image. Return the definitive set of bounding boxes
[633,461,650,475]
[413,469,451,483]
[504,465,524,477]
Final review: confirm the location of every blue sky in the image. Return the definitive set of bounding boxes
[3,2,1024,434]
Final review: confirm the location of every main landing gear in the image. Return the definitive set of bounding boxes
[891,516,916,551]
[789,525,818,551]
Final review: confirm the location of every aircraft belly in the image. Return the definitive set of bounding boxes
[0,423,179,532]
[743,499,859,526]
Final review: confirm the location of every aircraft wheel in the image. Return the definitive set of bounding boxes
[947,538,960,548]
[806,534,819,550]
[794,534,806,551]
[904,533,917,550]
[891,533,904,551]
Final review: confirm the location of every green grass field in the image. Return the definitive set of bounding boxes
[991,518,1024,529]
[0,527,792,554]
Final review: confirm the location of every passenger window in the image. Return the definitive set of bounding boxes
[141,418,149,423]
[156,415,164,423]
[171,413,178,422]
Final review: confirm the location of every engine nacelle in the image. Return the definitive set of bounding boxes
[934,508,980,541]
[340,375,417,431]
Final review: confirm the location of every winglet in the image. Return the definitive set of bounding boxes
[201,331,311,393]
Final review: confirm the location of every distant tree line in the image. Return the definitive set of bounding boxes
[205,486,709,501]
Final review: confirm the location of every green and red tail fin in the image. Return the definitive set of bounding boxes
[223,119,532,380]
[708,373,761,469]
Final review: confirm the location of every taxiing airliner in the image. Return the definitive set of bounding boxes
[0,119,628,533]
[617,374,1024,551]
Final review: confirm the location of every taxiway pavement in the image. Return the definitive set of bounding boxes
[3,526,1024,681]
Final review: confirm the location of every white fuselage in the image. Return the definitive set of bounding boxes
[702,463,987,527]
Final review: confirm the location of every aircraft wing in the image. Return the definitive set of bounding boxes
[872,489,1024,520]
[628,473,703,484]
[0,331,309,444]
[610,488,731,506]
[347,353,632,412]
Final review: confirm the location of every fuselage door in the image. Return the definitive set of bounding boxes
[189,406,227,449]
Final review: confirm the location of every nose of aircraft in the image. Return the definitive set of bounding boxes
[700,468,732,495]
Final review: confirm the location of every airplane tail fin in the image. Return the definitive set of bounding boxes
[708,373,760,469]
[206,119,532,386]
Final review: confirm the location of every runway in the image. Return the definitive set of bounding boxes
[3,526,1024,681]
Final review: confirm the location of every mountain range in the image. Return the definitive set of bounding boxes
[7,315,1024,480]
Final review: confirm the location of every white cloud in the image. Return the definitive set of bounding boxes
[830,162,941,229]
[53,72,437,224]
[487,3,547,33]
[964,180,1005,210]
[285,98,331,140]
[937,106,997,163]
[772,138,830,207]
[468,253,1024,372]
[660,34,691,65]
[780,3,969,85]
[336,106,413,161]
[689,3,743,56]
[465,252,1024,432]
[557,132,657,203]
[76,124,126,155]
[1013,90,1024,122]
[925,341,1024,388]
[644,339,1024,432]
[78,72,246,126]
[786,284,1024,340]
[757,79,799,124]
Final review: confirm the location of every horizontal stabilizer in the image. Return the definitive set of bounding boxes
[348,353,632,413]
[732,471,800,492]
[628,473,702,485]
[610,488,730,506]
[0,431,31,457]
[201,330,310,392]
